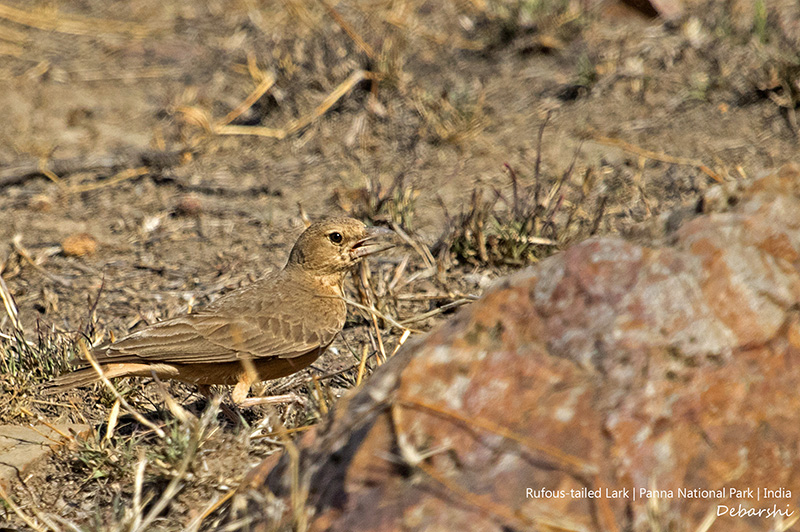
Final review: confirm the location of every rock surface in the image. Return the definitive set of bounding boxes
[226,165,800,531]
[0,424,90,489]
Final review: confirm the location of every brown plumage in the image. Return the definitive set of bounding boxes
[46,217,393,403]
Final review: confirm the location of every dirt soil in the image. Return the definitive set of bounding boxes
[1,0,799,529]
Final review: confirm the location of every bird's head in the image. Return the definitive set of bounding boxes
[287,217,394,276]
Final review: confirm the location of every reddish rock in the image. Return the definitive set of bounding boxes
[226,165,800,531]
[175,194,203,217]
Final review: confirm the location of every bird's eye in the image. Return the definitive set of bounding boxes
[328,231,343,244]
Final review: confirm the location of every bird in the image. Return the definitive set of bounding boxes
[46,217,394,404]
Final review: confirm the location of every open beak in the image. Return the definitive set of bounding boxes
[350,226,396,260]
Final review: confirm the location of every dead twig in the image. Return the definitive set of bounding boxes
[0,482,47,532]
[0,271,21,331]
[0,149,190,190]
[215,63,276,128]
[209,69,377,140]
[321,0,376,59]
[12,235,72,287]
[0,2,153,37]
[398,298,473,326]
[80,342,166,438]
[587,130,722,183]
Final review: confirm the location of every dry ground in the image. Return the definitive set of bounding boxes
[1,0,799,529]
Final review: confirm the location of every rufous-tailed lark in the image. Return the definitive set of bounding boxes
[47,217,393,408]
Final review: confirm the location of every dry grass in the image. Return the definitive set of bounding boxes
[0,0,777,529]
[0,207,451,529]
[436,118,607,267]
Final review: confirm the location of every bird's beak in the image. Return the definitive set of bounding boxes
[350,226,395,259]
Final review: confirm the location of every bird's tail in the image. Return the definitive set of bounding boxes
[43,367,104,394]
[43,363,160,395]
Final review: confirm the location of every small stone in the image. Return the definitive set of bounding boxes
[28,194,53,212]
[61,232,97,257]
[175,195,203,216]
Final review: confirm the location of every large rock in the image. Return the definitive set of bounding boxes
[225,165,800,531]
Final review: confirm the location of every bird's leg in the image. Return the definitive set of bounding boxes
[231,378,252,405]
[197,384,243,425]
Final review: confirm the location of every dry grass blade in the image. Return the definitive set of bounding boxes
[0,482,47,532]
[312,375,328,414]
[185,490,236,532]
[391,221,435,269]
[250,406,310,531]
[215,124,287,139]
[12,235,72,287]
[215,71,276,128]
[38,157,62,184]
[285,70,374,136]
[131,397,221,532]
[18,410,75,444]
[197,69,375,141]
[321,0,376,59]
[80,342,166,438]
[0,2,152,37]
[250,424,313,440]
[103,399,120,442]
[238,393,307,408]
[340,295,409,331]
[391,329,411,357]
[588,130,722,183]
[370,311,387,365]
[356,344,370,386]
[151,373,197,425]
[66,166,149,194]
[132,449,147,531]
[0,271,21,331]
[398,298,473,326]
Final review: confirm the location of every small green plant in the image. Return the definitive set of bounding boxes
[754,0,768,44]
[440,129,608,268]
[0,328,73,381]
[445,164,564,267]
[334,172,418,230]
[74,430,140,482]
[577,53,598,88]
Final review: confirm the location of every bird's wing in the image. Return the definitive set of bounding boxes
[93,309,341,365]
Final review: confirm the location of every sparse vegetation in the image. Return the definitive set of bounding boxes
[0,0,797,529]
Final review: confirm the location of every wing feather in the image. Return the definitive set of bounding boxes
[88,271,346,366]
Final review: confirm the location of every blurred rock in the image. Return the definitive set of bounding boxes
[28,194,53,212]
[226,164,800,531]
[175,194,203,217]
[61,232,97,257]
